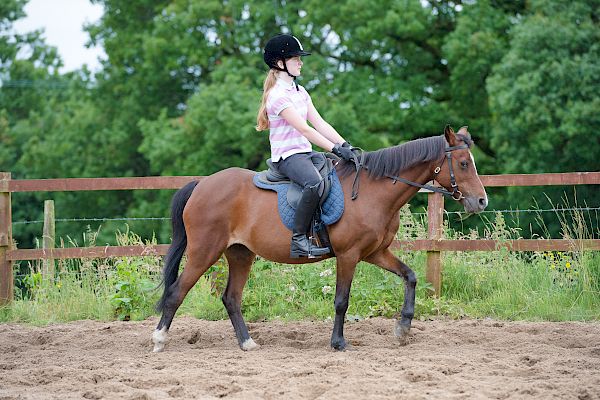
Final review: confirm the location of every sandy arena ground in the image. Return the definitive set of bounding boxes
[0,316,599,399]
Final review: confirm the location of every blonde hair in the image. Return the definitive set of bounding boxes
[256,69,278,131]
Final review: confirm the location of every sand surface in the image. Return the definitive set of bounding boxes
[0,316,599,399]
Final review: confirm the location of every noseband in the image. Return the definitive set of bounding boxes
[383,140,471,201]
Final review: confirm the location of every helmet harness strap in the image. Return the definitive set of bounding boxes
[273,61,299,91]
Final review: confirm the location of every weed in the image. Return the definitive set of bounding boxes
[2,207,599,324]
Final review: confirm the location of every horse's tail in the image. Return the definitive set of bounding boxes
[156,180,199,313]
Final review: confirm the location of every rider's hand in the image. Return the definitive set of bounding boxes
[342,141,363,157]
[332,143,354,162]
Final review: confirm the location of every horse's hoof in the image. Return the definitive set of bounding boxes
[394,321,412,346]
[397,335,410,346]
[241,338,260,351]
[331,339,347,351]
[152,328,168,353]
[394,322,411,338]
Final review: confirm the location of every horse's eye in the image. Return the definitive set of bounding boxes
[460,160,469,169]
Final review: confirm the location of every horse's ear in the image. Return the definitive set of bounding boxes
[458,126,469,135]
[444,124,457,146]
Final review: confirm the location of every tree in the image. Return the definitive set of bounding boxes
[0,0,63,123]
[0,0,73,248]
[442,0,525,166]
[486,0,600,234]
[5,0,597,244]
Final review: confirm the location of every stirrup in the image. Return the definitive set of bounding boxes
[290,234,329,258]
[291,248,329,259]
[307,235,330,258]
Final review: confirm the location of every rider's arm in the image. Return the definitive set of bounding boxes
[307,101,346,145]
[279,107,336,152]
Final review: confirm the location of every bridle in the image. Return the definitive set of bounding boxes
[384,140,472,201]
[348,136,472,201]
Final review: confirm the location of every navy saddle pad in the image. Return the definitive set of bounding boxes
[253,169,344,231]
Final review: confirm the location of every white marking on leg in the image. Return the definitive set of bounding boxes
[152,327,169,352]
[241,338,259,351]
[394,320,410,338]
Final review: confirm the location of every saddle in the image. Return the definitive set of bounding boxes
[253,153,345,253]
[254,152,336,209]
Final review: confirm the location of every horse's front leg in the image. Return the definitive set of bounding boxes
[365,248,417,340]
[331,257,357,351]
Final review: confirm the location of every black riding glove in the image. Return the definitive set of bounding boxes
[332,143,354,162]
[342,141,362,155]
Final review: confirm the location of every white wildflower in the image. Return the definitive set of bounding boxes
[319,269,333,277]
[322,285,332,295]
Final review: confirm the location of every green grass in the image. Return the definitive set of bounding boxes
[441,249,600,320]
[1,270,115,324]
[1,211,599,325]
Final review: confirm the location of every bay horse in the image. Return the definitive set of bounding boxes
[152,125,488,352]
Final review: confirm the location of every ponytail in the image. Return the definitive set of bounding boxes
[256,69,278,131]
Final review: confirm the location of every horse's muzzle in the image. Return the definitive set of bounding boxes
[463,194,488,214]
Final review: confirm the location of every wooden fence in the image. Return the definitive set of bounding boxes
[1,171,599,304]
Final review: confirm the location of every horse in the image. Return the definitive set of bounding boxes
[152,125,488,352]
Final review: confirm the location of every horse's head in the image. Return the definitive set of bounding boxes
[433,125,488,214]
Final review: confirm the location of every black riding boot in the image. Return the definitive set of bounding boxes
[290,186,330,258]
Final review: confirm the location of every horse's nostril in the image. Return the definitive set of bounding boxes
[478,197,488,208]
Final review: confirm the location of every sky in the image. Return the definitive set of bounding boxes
[13,0,106,73]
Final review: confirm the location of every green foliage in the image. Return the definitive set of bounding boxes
[442,0,519,157]
[0,0,63,124]
[2,0,600,248]
[140,59,269,174]
[109,258,157,320]
[2,212,599,325]
[21,270,43,297]
[484,0,600,233]
[107,229,162,320]
[487,0,600,174]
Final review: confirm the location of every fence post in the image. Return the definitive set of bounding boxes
[425,192,444,297]
[43,200,55,280]
[0,172,13,304]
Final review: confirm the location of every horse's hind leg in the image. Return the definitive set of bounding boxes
[365,248,416,342]
[222,244,258,351]
[153,243,225,352]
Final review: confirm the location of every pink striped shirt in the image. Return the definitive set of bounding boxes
[266,79,312,161]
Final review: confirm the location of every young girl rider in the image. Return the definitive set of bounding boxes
[256,33,355,258]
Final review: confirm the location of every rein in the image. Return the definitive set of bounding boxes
[349,150,366,200]
[344,140,471,201]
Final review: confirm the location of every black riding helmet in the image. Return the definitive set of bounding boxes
[263,34,311,77]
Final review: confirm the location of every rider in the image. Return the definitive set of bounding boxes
[256,33,355,258]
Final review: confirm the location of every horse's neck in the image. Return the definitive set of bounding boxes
[361,164,433,215]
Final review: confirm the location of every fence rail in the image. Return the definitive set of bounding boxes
[4,172,600,193]
[6,176,203,192]
[1,171,599,303]
[6,239,600,262]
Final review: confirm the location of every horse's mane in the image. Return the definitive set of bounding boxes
[337,135,446,179]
